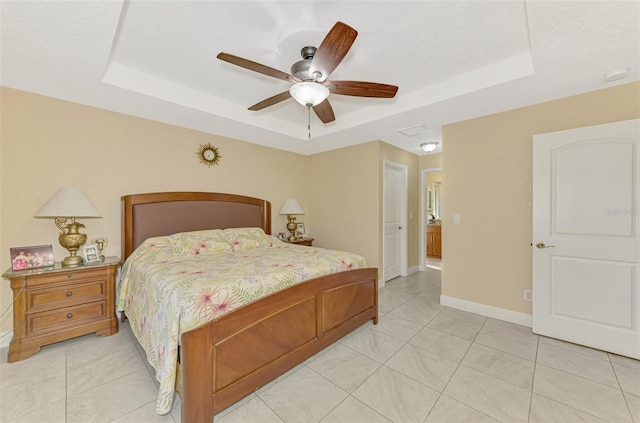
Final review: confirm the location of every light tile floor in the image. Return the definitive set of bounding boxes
[1,269,639,422]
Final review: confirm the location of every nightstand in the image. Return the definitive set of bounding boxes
[283,237,314,246]
[2,256,120,362]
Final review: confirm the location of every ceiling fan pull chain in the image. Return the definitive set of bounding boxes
[307,104,312,139]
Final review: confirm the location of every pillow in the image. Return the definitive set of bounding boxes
[138,236,172,252]
[130,236,172,258]
[223,227,269,251]
[169,229,232,256]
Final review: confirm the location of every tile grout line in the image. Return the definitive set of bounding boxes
[380,286,507,418]
[608,352,636,422]
[532,359,635,421]
[65,345,68,423]
[423,315,496,423]
[535,361,635,392]
[334,326,410,422]
[532,391,623,422]
[386,298,445,422]
[526,334,539,422]
[539,336,613,362]
[381,308,444,422]
[312,283,445,423]
[534,333,635,420]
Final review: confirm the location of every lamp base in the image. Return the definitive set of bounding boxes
[57,219,87,268]
[61,255,83,268]
[286,217,297,241]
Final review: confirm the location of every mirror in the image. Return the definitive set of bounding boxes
[433,182,442,220]
[426,172,442,222]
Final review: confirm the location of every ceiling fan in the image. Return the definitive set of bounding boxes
[217,22,398,125]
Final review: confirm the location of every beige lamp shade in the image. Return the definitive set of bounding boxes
[34,187,102,218]
[279,198,304,215]
[34,187,102,267]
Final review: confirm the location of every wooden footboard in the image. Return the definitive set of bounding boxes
[181,268,378,423]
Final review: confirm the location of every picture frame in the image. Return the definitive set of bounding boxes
[295,222,306,238]
[81,244,101,264]
[10,244,55,271]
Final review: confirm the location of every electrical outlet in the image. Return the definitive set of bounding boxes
[524,289,533,301]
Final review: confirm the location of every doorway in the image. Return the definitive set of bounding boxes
[421,168,442,271]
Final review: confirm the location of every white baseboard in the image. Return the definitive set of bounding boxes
[407,265,419,275]
[440,295,532,327]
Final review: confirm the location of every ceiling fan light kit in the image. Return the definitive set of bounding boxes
[217,21,398,131]
[289,82,330,106]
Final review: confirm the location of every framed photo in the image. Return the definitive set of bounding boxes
[295,222,306,238]
[10,244,55,271]
[81,245,101,264]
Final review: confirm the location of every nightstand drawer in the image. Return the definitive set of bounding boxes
[27,301,107,336]
[26,268,109,288]
[27,280,107,313]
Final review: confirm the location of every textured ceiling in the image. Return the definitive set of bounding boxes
[1,1,638,155]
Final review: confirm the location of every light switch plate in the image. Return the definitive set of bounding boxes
[453,214,461,224]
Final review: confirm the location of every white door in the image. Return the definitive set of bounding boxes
[533,119,640,359]
[383,161,407,282]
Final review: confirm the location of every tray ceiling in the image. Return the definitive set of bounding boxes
[1,1,638,155]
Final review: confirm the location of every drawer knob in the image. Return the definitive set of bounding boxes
[66,313,73,319]
[66,274,73,279]
[66,291,73,297]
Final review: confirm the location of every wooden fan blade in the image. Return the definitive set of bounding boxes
[248,91,292,111]
[313,99,335,123]
[326,80,398,98]
[217,52,296,82]
[309,22,357,81]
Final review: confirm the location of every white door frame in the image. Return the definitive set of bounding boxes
[420,167,442,271]
[383,160,408,284]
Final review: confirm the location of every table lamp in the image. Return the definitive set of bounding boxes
[278,198,304,241]
[34,187,102,267]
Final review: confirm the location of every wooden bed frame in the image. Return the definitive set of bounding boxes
[121,192,378,422]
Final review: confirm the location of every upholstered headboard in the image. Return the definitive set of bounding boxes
[121,192,271,260]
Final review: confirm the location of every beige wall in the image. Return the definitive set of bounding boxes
[309,142,380,268]
[442,81,640,315]
[309,140,422,279]
[419,153,442,170]
[0,87,312,332]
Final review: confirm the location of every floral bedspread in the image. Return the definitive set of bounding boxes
[117,229,367,414]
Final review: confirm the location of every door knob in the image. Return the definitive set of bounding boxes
[536,242,555,249]
[399,226,403,230]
